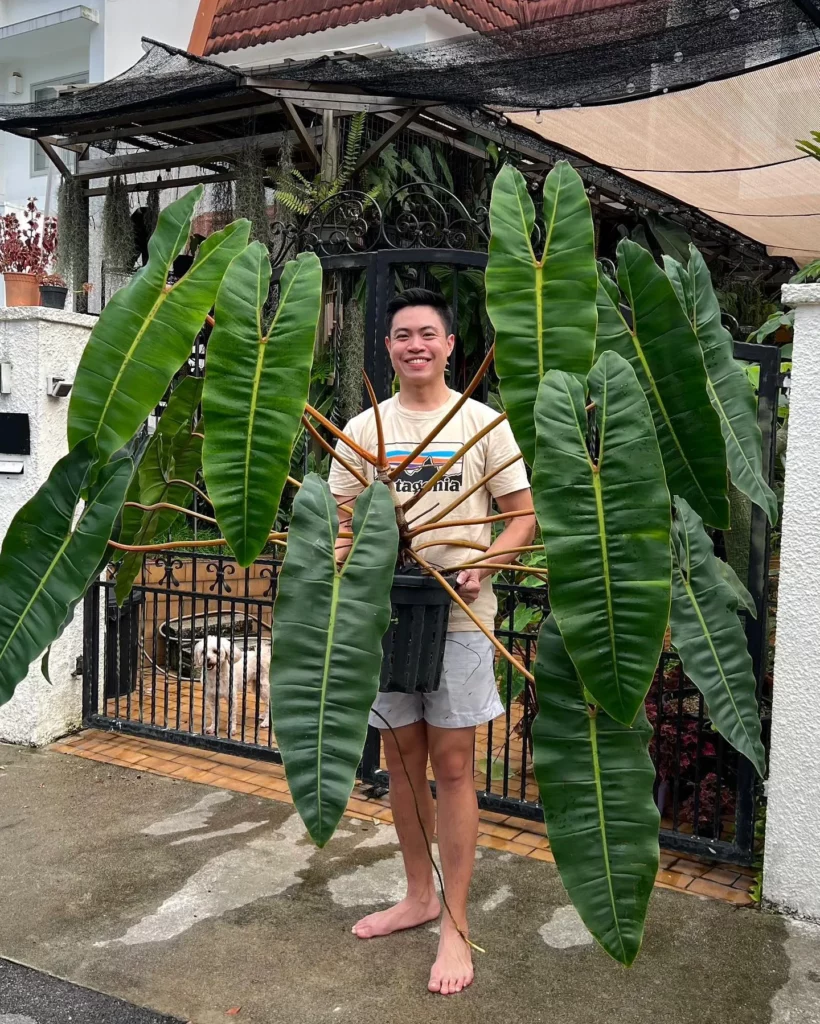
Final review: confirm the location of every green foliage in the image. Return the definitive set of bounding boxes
[533,350,671,726]
[270,476,399,845]
[669,498,766,777]
[114,377,204,605]
[67,187,250,467]
[486,161,598,466]
[56,175,89,302]
[203,246,322,566]
[0,440,131,704]
[596,241,729,528]
[532,615,659,966]
[235,140,270,244]
[337,297,366,424]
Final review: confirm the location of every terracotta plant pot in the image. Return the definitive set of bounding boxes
[3,272,39,307]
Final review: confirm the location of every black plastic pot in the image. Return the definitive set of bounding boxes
[39,284,68,309]
[379,571,454,694]
[104,589,144,700]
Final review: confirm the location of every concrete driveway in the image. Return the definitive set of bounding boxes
[0,743,818,1024]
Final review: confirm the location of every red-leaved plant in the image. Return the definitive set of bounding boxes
[0,199,57,276]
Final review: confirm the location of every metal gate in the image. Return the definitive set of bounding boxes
[83,234,780,866]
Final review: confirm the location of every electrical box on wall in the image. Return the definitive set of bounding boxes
[0,413,30,456]
[8,73,23,96]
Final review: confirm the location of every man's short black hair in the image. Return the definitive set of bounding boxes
[385,288,454,337]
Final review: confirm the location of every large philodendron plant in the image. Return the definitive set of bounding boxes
[0,163,773,966]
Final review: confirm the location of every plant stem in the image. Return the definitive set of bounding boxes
[408,508,534,538]
[424,453,524,525]
[123,501,217,524]
[302,417,370,488]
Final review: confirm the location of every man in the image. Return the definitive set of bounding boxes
[329,288,535,996]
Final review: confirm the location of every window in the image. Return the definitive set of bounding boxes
[31,73,88,176]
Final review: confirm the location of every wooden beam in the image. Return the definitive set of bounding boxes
[246,82,418,111]
[84,171,235,197]
[48,99,282,150]
[76,126,320,181]
[375,111,486,160]
[353,106,425,174]
[281,99,320,167]
[36,139,73,179]
[32,90,263,140]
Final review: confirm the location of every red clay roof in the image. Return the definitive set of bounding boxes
[193,0,626,57]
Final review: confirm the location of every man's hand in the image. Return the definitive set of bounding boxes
[455,568,482,605]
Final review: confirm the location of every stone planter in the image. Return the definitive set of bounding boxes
[3,272,39,307]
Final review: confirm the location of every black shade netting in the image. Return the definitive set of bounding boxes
[257,0,820,110]
[0,41,245,132]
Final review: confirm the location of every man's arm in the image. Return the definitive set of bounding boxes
[454,488,537,606]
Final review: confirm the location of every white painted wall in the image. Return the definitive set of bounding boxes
[0,307,95,745]
[208,8,473,68]
[763,282,820,922]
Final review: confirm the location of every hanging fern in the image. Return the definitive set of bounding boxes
[145,184,160,237]
[337,298,366,424]
[56,175,89,310]
[235,140,269,243]
[102,175,136,273]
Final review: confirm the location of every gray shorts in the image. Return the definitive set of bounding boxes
[370,632,505,731]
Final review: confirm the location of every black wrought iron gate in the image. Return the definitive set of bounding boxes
[83,240,780,867]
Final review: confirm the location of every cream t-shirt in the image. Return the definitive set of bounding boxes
[327,390,530,631]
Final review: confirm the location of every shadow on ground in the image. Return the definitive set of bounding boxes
[0,744,814,1024]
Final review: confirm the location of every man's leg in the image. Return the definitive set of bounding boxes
[352,720,440,938]
[426,724,477,995]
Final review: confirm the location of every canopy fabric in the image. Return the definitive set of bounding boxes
[269,0,819,110]
[510,50,820,263]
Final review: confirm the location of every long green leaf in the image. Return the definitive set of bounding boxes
[533,350,671,725]
[68,188,249,466]
[270,474,399,845]
[115,379,204,605]
[670,498,766,777]
[203,246,322,566]
[684,246,778,524]
[0,440,131,705]
[596,239,729,528]
[486,161,598,466]
[533,615,659,966]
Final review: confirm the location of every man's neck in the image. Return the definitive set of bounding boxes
[397,378,453,412]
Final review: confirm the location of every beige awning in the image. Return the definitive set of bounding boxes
[510,50,820,264]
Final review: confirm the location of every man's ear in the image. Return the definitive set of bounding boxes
[446,333,456,356]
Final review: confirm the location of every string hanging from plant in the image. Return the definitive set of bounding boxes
[235,139,269,244]
[145,181,160,237]
[210,177,234,232]
[102,175,136,274]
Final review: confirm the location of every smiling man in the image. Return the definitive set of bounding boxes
[329,288,535,996]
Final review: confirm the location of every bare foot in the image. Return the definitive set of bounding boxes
[428,921,474,995]
[352,895,440,939]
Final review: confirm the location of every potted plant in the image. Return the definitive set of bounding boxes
[0,199,57,306]
[39,273,68,309]
[0,167,776,966]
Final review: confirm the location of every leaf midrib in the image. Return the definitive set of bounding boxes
[588,705,628,964]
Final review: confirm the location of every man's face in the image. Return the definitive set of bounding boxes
[386,305,455,387]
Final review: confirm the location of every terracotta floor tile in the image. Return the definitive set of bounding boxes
[504,816,545,836]
[476,835,509,851]
[105,747,147,765]
[527,848,555,863]
[478,811,510,824]
[216,777,261,795]
[500,840,536,857]
[477,822,521,841]
[688,878,753,905]
[168,765,213,782]
[209,753,259,768]
[732,876,755,891]
[372,808,394,822]
[656,870,692,890]
[668,858,710,878]
[702,868,741,886]
[509,831,549,850]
